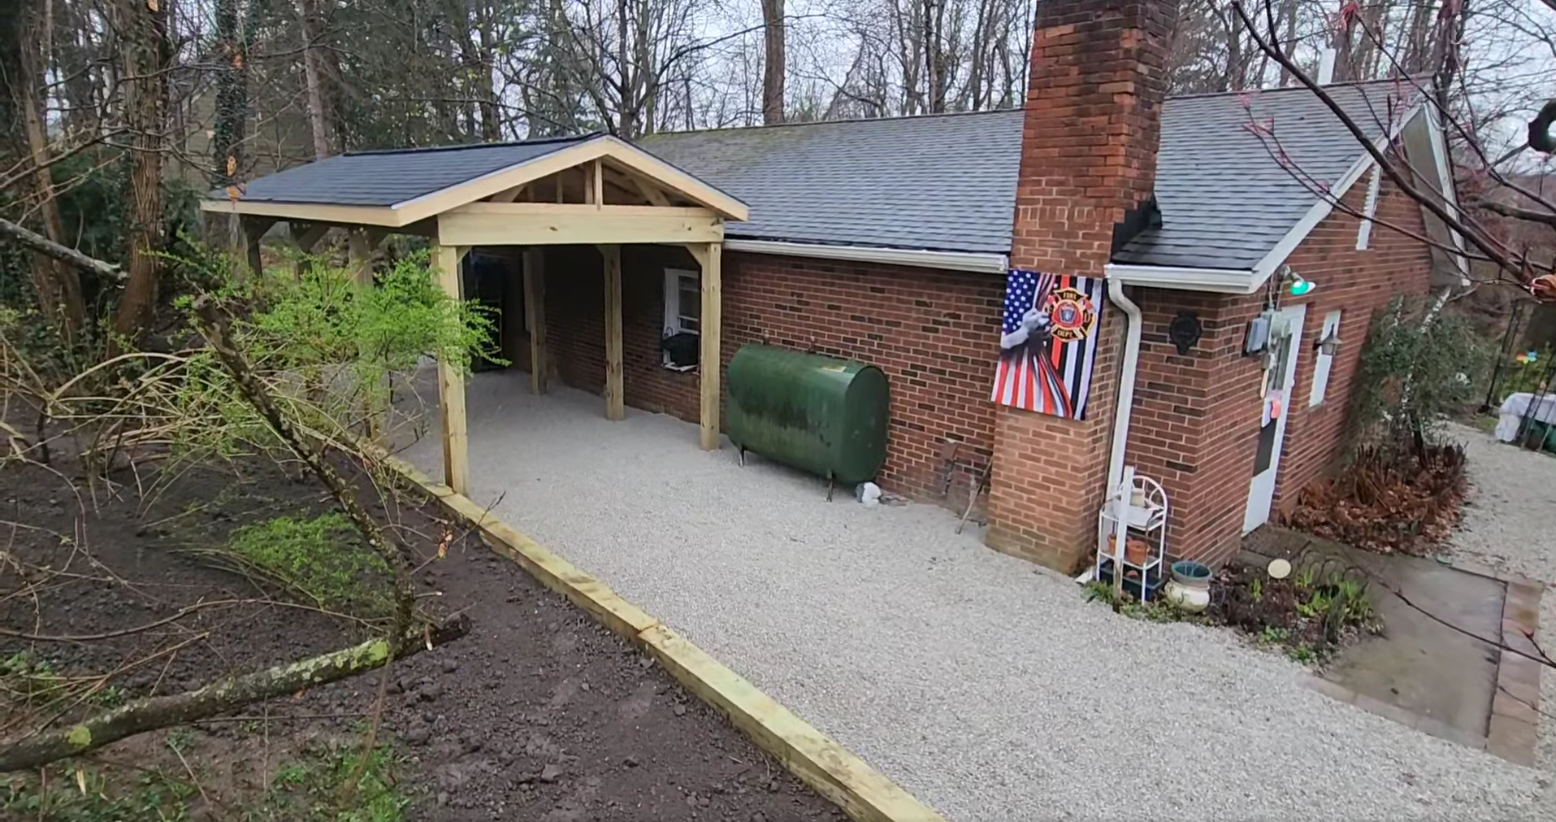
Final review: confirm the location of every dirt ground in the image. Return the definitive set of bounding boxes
[0,454,842,821]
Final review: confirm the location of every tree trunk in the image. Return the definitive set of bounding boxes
[1277,0,1297,86]
[298,0,331,160]
[17,2,86,343]
[110,0,169,348]
[0,618,469,772]
[210,0,248,253]
[761,0,785,124]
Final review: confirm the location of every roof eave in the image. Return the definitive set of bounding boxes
[724,238,1009,274]
[1104,263,1262,293]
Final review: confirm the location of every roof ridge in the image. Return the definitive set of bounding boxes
[1165,77,1425,102]
[648,108,1021,139]
[345,132,600,157]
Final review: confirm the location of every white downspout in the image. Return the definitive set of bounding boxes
[1076,278,1145,584]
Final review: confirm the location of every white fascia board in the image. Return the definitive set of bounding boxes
[1249,102,1424,287]
[724,238,1009,274]
[1424,106,1471,279]
[1103,263,1260,293]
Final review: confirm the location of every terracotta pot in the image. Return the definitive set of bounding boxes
[1124,537,1150,567]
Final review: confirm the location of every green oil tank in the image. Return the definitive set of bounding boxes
[726,344,889,487]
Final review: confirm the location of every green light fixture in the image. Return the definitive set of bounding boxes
[1280,266,1316,297]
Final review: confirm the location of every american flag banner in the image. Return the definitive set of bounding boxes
[990,270,1104,419]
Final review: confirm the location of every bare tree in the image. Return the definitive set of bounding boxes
[763,0,786,123]
[110,0,172,347]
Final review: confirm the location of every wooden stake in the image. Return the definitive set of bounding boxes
[436,244,471,494]
[686,242,722,450]
[523,247,548,395]
[600,244,624,421]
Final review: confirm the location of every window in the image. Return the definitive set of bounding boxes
[1356,166,1381,250]
[1309,310,1342,406]
[661,268,700,370]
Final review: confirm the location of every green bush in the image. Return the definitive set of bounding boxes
[167,248,500,464]
[221,513,392,618]
[1351,296,1493,453]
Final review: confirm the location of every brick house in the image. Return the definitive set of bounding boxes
[206,0,1464,574]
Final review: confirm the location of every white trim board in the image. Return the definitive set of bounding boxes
[1102,263,1260,293]
[724,238,1010,274]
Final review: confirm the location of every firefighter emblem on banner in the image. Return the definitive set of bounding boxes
[991,270,1103,419]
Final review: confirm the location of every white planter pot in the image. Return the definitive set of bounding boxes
[1164,580,1210,613]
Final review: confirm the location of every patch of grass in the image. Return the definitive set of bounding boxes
[245,741,408,822]
[216,513,393,618]
[1083,581,1197,623]
[1,652,67,704]
[2,765,196,822]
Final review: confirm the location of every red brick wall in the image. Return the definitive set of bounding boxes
[985,0,1178,572]
[516,246,1004,508]
[720,253,1003,506]
[1124,162,1434,567]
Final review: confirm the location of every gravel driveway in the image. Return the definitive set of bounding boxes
[401,374,1549,820]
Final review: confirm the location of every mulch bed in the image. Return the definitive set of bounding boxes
[1,454,843,821]
[1284,443,1468,556]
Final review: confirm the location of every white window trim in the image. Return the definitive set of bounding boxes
[1356,166,1381,250]
[1309,310,1342,407]
[662,268,700,371]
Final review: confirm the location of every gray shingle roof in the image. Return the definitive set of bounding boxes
[218,81,1416,269]
[230,136,590,206]
[644,80,1414,267]
[641,114,1024,255]
[1117,82,1415,268]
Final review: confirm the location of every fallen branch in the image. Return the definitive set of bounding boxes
[0,215,124,282]
[0,615,469,772]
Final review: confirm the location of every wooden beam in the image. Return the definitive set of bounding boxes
[605,164,671,207]
[522,247,548,395]
[490,184,526,203]
[600,244,624,421]
[686,242,722,450]
[201,197,404,227]
[438,204,723,246]
[436,244,472,494]
[592,159,604,208]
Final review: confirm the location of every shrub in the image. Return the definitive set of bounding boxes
[1350,295,1493,456]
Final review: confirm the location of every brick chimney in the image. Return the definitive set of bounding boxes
[985,0,1177,571]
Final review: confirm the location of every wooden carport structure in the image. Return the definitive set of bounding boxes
[200,134,748,495]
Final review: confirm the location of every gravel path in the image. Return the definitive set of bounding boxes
[400,373,1548,820]
[1441,422,1556,802]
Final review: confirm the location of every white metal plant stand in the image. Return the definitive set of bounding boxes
[1095,470,1169,603]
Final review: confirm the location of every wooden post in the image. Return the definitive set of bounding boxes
[436,244,471,494]
[600,244,624,421]
[289,222,328,280]
[240,217,273,279]
[686,242,722,450]
[347,227,384,285]
[592,159,604,209]
[522,247,548,395]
